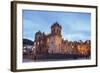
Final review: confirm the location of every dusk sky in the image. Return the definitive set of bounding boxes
[23,10,91,41]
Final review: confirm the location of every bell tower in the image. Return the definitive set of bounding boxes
[51,22,62,36]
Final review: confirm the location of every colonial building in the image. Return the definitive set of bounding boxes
[32,22,91,57]
[33,22,62,54]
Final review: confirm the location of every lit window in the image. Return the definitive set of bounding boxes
[47,39,49,42]
[37,42,39,45]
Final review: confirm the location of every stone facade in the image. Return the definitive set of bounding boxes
[32,22,91,56]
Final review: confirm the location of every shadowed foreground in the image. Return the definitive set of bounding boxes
[23,53,90,62]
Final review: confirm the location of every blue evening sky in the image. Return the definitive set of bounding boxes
[23,10,91,41]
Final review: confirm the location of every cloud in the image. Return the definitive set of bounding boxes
[23,10,91,41]
[63,33,90,41]
[23,19,41,41]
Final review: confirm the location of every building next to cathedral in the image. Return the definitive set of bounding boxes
[31,22,91,58]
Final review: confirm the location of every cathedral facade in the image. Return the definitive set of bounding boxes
[32,22,90,56]
[33,22,63,54]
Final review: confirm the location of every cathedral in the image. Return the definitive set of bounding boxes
[33,22,63,54]
[32,22,90,56]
